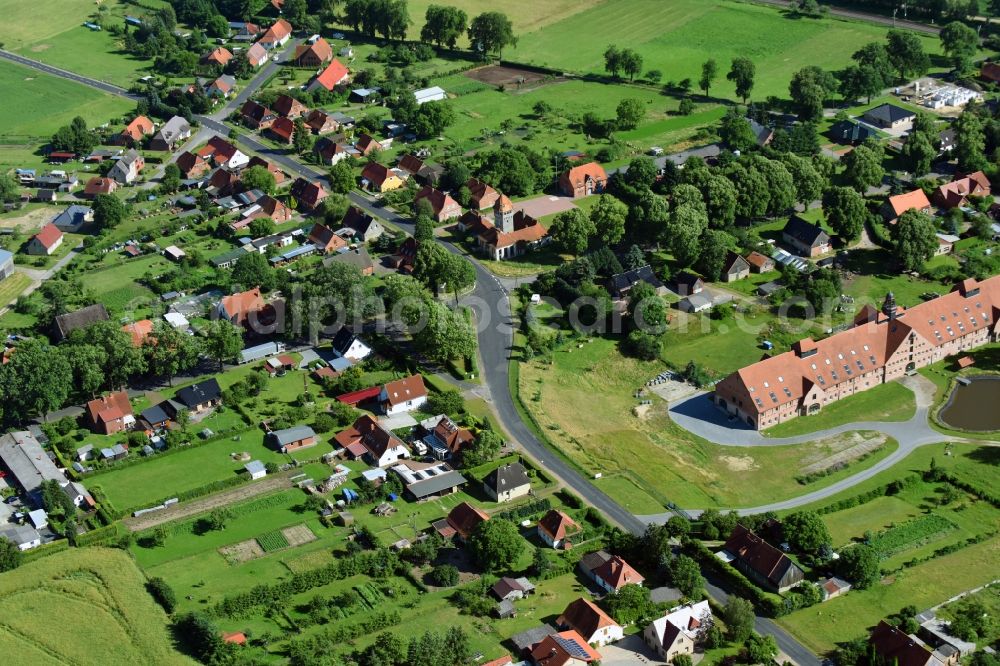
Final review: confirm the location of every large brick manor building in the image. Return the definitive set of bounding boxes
[714,276,1000,430]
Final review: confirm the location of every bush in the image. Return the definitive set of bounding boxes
[428,564,459,587]
[146,577,177,614]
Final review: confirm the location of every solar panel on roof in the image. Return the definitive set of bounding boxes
[554,635,591,659]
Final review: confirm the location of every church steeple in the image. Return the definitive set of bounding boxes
[493,194,514,233]
[882,292,898,320]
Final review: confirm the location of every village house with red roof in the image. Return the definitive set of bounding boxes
[537,509,581,549]
[558,162,607,198]
[26,223,63,256]
[294,38,333,67]
[86,391,135,435]
[307,59,350,92]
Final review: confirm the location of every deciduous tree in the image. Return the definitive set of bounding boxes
[894,208,938,271]
[468,518,523,572]
[549,208,596,257]
[700,59,718,97]
[468,11,516,59]
[822,186,867,242]
[727,57,756,104]
[887,30,930,81]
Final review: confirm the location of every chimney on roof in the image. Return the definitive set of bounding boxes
[882,292,898,320]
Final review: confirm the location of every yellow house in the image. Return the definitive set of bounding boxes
[361,162,404,192]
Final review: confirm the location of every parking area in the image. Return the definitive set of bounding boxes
[598,634,666,665]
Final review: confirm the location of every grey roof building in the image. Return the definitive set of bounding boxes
[0,524,41,550]
[270,425,316,447]
[51,205,94,232]
[0,431,70,505]
[483,462,530,496]
[54,303,109,340]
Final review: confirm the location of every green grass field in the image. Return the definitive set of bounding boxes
[780,536,1000,655]
[0,59,132,139]
[763,381,916,437]
[517,335,902,509]
[5,0,159,88]
[505,0,942,98]
[0,547,190,665]
[778,442,1000,654]
[0,272,33,308]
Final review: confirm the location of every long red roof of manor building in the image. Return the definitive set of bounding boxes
[718,276,1000,416]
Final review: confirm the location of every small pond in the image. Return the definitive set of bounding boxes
[939,375,1000,432]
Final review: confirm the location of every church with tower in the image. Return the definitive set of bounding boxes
[457,194,550,261]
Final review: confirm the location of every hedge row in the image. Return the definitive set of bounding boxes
[494,498,551,523]
[21,539,69,564]
[939,472,1000,509]
[75,523,124,547]
[211,548,403,618]
[684,539,784,617]
[287,610,401,662]
[816,473,921,515]
[884,530,998,575]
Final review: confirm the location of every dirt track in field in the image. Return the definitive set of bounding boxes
[123,473,296,532]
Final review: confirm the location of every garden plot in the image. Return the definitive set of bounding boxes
[868,515,958,559]
[219,539,265,565]
[799,432,888,476]
[281,524,318,548]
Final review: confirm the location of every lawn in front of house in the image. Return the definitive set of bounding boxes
[0,273,33,309]
[762,381,916,438]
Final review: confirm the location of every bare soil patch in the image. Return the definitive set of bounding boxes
[464,65,557,90]
[0,207,53,231]
[281,524,317,548]
[219,539,264,564]
[30,44,50,52]
[719,455,759,472]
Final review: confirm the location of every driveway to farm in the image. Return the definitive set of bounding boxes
[638,374,957,519]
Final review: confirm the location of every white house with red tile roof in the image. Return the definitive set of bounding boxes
[379,375,427,415]
[26,223,63,256]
